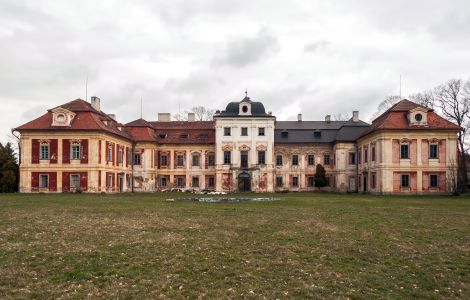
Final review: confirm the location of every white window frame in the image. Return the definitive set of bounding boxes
[429,143,439,159]
[133,153,141,166]
[258,127,265,136]
[39,174,49,188]
[177,154,184,167]
[70,174,80,189]
[40,144,50,160]
[71,143,81,160]
[192,153,200,166]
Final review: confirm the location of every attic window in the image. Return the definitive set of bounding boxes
[56,114,65,122]
[180,133,188,139]
[415,113,423,122]
[103,120,109,126]
[314,131,322,138]
[159,133,167,139]
[281,131,288,138]
[242,105,248,113]
[199,133,209,139]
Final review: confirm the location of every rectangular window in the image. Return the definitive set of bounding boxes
[276,176,283,187]
[134,153,141,165]
[71,144,81,160]
[240,151,248,168]
[224,127,231,136]
[430,174,438,187]
[70,174,80,189]
[276,155,283,166]
[324,154,330,165]
[208,177,215,188]
[177,154,184,167]
[192,176,199,188]
[161,177,167,187]
[161,154,167,166]
[117,148,123,163]
[258,151,265,165]
[307,155,315,165]
[40,144,49,160]
[372,146,376,161]
[364,148,368,163]
[292,155,299,166]
[400,144,409,159]
[258,127,265,136]
[223,151,231,164]
[107,146,113,162]
[208,153,215,166]
[308,176,314,187]
[39,174,48,188]
[401,174,409,188]
[177,177,184,188]
[192,153,199,166]
[292,176,299,187]
[429,144,438,159]
[358,149,361,164]
[108,175,113,188]
[371,173,376,189]
[349,152,356,165]
[241,127,248,136]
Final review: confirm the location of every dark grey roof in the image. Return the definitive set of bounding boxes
[275,119,370,143]
[215,96,274,118]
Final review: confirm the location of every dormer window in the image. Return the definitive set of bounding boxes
[281,131,288,138]
[51,107,75,127]
[56,114,65,122]
[159,133,167,139]
[180,133,188,139]
[408,108,428,126]
[415,114,422,121]
[314,131,322,138]
[239,101,252,115]
[242,105,248,113]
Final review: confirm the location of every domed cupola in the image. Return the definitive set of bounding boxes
[239,93,252,116]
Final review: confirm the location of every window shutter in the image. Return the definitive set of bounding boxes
[183,151,186,167]
[81,139,88,164]
[50,139,58,164]
[31,172,39,192]
[98,140,102,164]
[98,170,102,191]
[62,172,70,192]
[205,152,209,169]
[105,142,109,162]
[174,152,177,168]
[157,151,161,168]
[80,172,88,191]
[125,147,129,167]
[32,139,39,164]
[62,139,70,164]
[114,144,118,166]
[49,172,57,191]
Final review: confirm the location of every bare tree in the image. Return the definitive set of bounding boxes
[433,79,470,192]
[409,90,435,109]
[173,106,215,121]
[332,112,351,121]
[447,159,459,195]
[371,95,401,121]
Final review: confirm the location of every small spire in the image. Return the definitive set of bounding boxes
[245,88,248,97]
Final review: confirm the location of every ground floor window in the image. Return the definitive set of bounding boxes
[307,176,314,187]
[177,177,184,188]
[292,176,298,187]
[276,176,283,187]
[401,174,409,188]
[192,176,199,188]
[208,176,215,188]
[371,173,376,189]
[108,175,113,188]
[70,174,80,189]
[161,177,167,187]
[39,174,48,188]
[430,174,438,187]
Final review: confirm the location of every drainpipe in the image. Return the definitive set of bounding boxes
[355,142,359,193]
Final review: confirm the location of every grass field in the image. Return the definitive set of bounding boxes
[0,192,469,299]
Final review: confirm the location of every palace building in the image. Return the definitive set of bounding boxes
[14,95,460,194]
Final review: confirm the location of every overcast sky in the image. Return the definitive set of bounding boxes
[2,0,470,144]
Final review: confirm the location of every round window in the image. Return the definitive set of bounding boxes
[56,114,65,122]
[242,105,248,113]
[415,113,423,122]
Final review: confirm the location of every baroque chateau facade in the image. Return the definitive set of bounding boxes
[15,96,460,194]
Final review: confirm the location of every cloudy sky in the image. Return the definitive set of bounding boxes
[2,0,470,143]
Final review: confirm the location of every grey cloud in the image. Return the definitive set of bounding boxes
[303,40,330,53]
[214,28,281,68]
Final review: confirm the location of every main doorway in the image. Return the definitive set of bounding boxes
[238,172,251,192]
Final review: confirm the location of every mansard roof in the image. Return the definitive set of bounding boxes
[275,119,369,144]
[151,121,215,144]
[360,99,460,138]
[215,96,274,118]
[15,99,132,140]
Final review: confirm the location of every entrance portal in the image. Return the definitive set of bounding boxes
[238,172,251,192]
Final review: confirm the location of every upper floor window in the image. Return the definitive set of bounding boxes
[364,148,368,163]
[224,127,231,136]
[177,154,184,167]
[107,146,113,162]
[40,144,49,160]
[258,127,265,136]
[133,153,141,165]
[324,154,330,165]
[223,151,231,164]
[371,146,376,162]
[208,153,215,166]
[276,155,283,166]
[192,153,200,166]
[71,144,81,160]
[118,147,123,163]
[258,151,266,165]
[400,144,409,159]
[349,152,356,165]
[429,144,438,159]
[307,155,315,165]
[161,154,168,166]
[292,155,299,166]
[241,127,248,136]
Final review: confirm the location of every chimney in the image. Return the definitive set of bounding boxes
[188,113,195,122]
[297,114,302,121]
[268,111,272,115]
[325,115,331,123]
[158,113,171,121]
[108,114,116,120]
[90,96,101,111]
[352,111,359,122]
